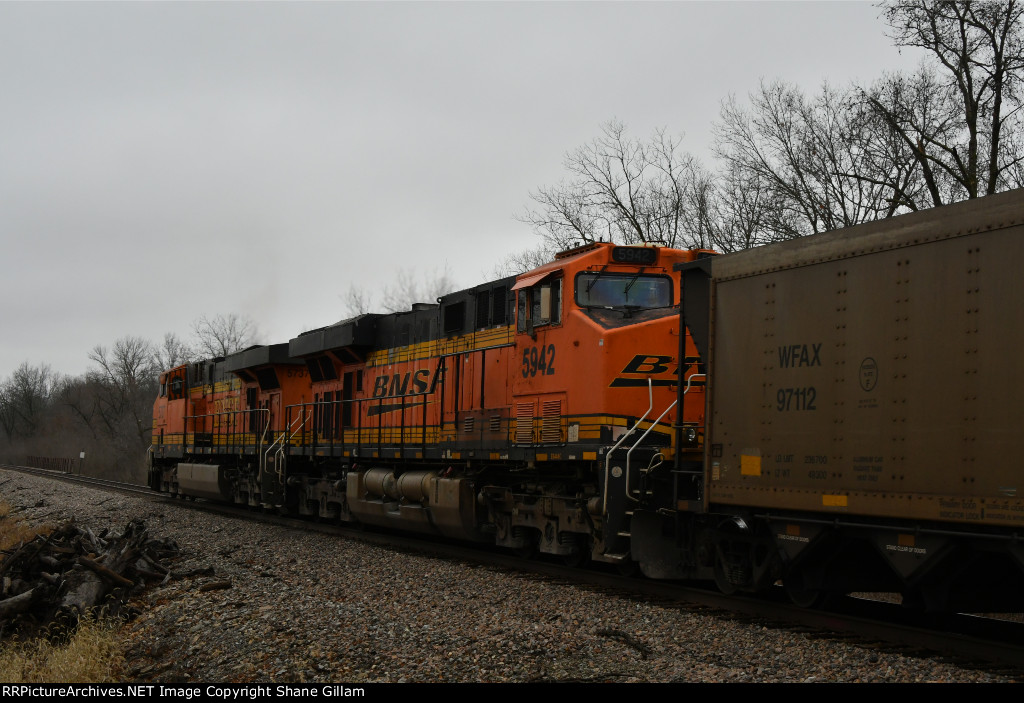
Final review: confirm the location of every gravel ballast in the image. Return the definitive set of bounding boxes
[0,470,1017,683]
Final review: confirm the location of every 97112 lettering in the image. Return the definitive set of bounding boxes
[776,386,816,411]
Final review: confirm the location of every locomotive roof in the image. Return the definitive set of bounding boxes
[223,342,300,371]
[289,314,381,358]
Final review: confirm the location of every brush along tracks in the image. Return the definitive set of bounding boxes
[0,518,194,640]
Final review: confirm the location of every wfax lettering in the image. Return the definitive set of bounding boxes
[778,343,822,368]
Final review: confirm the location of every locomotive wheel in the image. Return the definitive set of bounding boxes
[514,540,537,560]
[509,526,538,559]
[562,547,589,569]
[559,535,590,568]
[563,553,586,568]
[616,558,640,577]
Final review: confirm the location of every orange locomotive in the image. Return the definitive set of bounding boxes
[150,242,712,569]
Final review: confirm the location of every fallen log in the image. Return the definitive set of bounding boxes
[78,556,134,588]
[0,587,43,620]
[57,569,108,621]
[198,579,232,592]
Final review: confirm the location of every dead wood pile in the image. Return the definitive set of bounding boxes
[0,518,187,639]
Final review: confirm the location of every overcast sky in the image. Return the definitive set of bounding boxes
[0,1,921,378]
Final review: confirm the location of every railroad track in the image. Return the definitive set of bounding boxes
[0,463,157,499]
[3,462,1023,674]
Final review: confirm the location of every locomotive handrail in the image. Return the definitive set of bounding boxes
[602,379,654,519]
[625,400,676,503]
[183,408,269,457]
[288,399,342,455]
[262,410,306,481]
[265,410,305,458]
[624,373,706,503]
[287,388,437,459]
[257,408,270,459]
[275,408,312,480]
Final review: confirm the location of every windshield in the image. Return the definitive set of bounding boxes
[575,273,673,309]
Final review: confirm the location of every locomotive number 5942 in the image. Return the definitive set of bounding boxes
[522,344,556,378]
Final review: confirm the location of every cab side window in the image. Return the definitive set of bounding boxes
[169,375,185,401]
[517,278,562,332]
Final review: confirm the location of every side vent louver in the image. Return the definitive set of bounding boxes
[541,399,562,443]
[515,403,534,444]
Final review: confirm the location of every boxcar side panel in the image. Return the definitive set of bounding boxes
[705,190,1024,528]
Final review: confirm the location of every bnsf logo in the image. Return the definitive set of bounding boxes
[611,354,703,388]
[372,369,431,398]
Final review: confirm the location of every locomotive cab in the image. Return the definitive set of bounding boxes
[149,365,189,489]
[502,242,709,567]
[222,344,309,508]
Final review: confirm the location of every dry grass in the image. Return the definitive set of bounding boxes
[0,616,126,683]
[0,500,53,551]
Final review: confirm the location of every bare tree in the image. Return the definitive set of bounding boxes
[381,266,456,312]
[714,80,916,243]
[843,73,935,214]
[492,244,557,277]
[517,119,704,250]
[191,313,260,358]
[87,337,159,446]
[342,285,374,317]
[152,332,195,371]
[0,365,106,474]
[343,267,457,317]
[58,375,100,441]
[862,0,1024,204]
[0,363,58,440]
[684,162,796,253]
[1001,121,1024,185]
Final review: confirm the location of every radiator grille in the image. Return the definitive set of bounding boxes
[541,399,562,443]
[515,403,534,444]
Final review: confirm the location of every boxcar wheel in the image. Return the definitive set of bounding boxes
[784,571,827,609]
[713,543,740,595]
